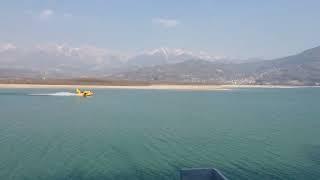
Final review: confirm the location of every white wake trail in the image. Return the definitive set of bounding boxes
[29,92,77,96]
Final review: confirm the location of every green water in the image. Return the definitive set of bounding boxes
[0,88,319,179]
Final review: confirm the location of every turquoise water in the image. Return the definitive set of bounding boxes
[0,88,319,179]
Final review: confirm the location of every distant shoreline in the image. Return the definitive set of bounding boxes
[0,83,229,91]
[0,83,317,91]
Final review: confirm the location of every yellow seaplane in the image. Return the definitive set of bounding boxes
[75,88,94,97]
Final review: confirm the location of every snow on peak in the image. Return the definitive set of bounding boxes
[139,47,223,62]
[0,43,17,52]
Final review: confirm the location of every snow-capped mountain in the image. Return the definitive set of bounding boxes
[128,47,225,67]
[0,43,17,53]
[0,43,128,77]
[0,43,228,77]
[1,43,320,85]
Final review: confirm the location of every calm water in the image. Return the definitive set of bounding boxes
[0,88,319,179]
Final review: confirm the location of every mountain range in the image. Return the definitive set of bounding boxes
[0,44,229,77]
[0,43,320,85]
[113,46,320,85]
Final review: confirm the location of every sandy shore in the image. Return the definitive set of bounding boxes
[0,83,316,91]
[0,84,229,91]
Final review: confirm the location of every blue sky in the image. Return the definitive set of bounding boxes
[1,0,320,59]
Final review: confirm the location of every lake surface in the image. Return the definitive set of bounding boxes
[0,88,319,179]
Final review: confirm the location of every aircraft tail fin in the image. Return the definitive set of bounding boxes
[76,88,82,94]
